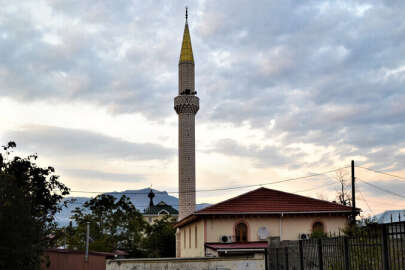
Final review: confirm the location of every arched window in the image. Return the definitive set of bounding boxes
[312,221,324,233]
[235,222,248,242]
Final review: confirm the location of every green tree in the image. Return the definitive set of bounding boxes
[142,216,176,258]
[67,194,147,256]
[0,142,70,270]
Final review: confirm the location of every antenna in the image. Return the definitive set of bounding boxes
[185,6,188,23]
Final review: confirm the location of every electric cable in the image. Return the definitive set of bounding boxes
[66,166,349,195]
[357,178,405,200]
[356,166,405,181]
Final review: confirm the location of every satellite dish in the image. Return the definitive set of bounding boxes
[257,226,270,240]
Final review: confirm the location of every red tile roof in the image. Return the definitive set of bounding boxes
[205,242,268,251]
[175,187,356,228]
[196,187,353,214]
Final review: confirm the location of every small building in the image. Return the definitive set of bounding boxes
[42,249,116,270]
[174,187,357,258]
[143,189,178,224]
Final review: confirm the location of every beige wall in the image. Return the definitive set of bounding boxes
[205,215,348,243]
[178,220,205,257]
[177,215,349,257]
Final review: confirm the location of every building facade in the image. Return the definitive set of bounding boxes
[172,12,358,259]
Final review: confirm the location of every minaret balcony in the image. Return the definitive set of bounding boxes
[174,95,199,114]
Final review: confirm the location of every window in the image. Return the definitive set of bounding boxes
[235,222,248,242]
[312,221,325,233]
[195,225,197,248]
[189,227,191,248]
[184,229,186,249]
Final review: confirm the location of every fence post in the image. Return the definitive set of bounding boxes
[317,239,324,270]
[299,240,304,270]
[276,248,279,270]
[381,224,390,270]
[343,237,350,270]
[285,246,289,269]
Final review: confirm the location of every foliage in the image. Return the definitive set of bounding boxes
[62,196,177,258]
[0,142,70,270]
[142,215,176,258]
[65,194,148,255]
[309,230,328,239]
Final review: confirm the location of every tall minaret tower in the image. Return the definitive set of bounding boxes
[174,8,199,221]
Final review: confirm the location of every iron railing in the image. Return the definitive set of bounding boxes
[268,221,405,270]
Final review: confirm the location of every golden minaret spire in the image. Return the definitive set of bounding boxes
[179,7,194,64]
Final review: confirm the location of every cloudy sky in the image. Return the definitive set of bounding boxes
[1,0,404,216]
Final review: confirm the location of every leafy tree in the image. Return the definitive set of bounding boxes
[0,142,70,270]
[142,215,176,258]
[67,194,147,256]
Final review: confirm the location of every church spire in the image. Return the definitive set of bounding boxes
[179,8,194,64]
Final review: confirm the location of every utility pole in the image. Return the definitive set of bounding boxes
[85,222,89,262]
[351,160,356,225]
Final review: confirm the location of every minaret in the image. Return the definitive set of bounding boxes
[174,8,199,221]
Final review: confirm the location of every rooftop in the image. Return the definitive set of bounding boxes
[176,187,356,228]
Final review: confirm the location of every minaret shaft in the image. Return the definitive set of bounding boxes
[178,63,195,94]
[178,113,196,219]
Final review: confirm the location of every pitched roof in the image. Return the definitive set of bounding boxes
[196,187,353,215]
[143,201,178,215]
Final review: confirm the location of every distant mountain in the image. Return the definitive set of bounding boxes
[55,188,210,227]
[373,209,405,224]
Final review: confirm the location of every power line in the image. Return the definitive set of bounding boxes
[292,181,337,194]
[66,166,349,195]
[357,186,375,216]
[357,178,405,200]
[63,181,342,208]
[356,166,405,181]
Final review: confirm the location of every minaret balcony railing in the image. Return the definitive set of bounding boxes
[174,95,199,114]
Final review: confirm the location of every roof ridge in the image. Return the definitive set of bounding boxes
[259,187,353,210]
[195,187,267,214]
[196,186,354,214]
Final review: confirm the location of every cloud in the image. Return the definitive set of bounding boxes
[209,138,304,169]
[5,125,175,161]
[61,168,144,183]
[1,0,405,204]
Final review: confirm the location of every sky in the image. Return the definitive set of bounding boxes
[1,0,404,217]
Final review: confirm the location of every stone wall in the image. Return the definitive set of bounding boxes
[106,256,265,270]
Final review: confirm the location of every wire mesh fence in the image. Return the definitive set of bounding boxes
[267,221,405,270]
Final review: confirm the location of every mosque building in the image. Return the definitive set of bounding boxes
[173,10,356,258]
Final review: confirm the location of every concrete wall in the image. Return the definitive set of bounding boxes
[106,256,265,270]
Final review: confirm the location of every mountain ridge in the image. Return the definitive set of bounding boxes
[55,188,210,226]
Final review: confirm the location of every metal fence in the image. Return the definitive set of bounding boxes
[267,221,405,270]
